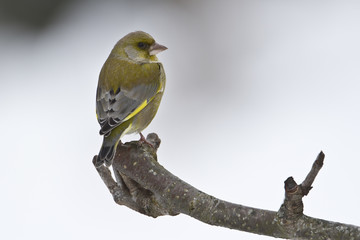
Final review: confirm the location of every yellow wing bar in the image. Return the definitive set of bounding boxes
[123,99,148,122]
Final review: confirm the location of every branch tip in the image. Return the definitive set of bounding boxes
[284,177,298,193]
[315,151,325,167]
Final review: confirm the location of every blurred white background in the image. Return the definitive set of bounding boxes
[1,0,359,239]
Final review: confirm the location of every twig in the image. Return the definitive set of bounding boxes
[301,151,325,195]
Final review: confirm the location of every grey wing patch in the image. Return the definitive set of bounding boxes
[96,83,159,136]
[97,87,140,136]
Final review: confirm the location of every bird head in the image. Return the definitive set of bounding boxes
[112,31,167,63]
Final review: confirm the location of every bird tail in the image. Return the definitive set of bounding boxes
[95,136,120,167]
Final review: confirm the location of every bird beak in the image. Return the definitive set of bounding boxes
[149,42,167,56]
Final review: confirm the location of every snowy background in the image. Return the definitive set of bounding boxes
[1,1,360,239]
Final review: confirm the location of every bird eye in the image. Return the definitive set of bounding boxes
[137,42,147,49]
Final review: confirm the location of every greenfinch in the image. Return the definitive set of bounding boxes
[95,31,167,167]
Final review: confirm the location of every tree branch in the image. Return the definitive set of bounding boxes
[93,133,360,240]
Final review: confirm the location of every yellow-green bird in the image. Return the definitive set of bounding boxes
[95,31,167,167]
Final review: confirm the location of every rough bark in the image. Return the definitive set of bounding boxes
[93,133,360,240]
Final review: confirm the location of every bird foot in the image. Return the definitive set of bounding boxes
[138,132,154,148]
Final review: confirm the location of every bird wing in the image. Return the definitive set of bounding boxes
[96,58,164,136]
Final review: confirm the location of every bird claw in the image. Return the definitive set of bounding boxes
[138,132,155,148]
